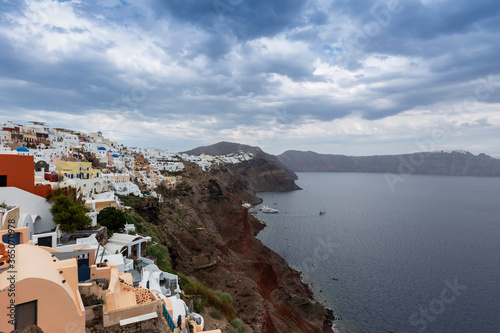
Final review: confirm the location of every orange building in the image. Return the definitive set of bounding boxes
[0,228,86,332]
[0,155,51,198]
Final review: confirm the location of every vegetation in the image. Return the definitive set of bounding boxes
[117,194,161,223]
[116,194,143,211]
[145,242,172,273]
[81,293,104,307]
[47,187,91,233]
[24,141,37,149]
[189,297,203,314]
[156,182,192,198]
[97,207,132,236]
[229,318,246,333]
[217,291,232,304]
[180,278,235,320]
[46,187,83,204]
[209,308,222,320]
[160,170,184,177]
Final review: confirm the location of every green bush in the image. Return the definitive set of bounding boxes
[230,318,246,333]
[222,293,232,304]
[209,308,222,320]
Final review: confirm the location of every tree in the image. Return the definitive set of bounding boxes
[97,207,128,235]
[50,195,92,233]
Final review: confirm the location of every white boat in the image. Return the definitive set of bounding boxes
[260,205,279,214]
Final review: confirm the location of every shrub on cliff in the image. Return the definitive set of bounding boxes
[145,242,172,273]
[229,318,246,333]
[181,279,235,320]
[209,309,222,320]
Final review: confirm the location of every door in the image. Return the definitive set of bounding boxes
[2,233,20,245]
[77,257,90,282]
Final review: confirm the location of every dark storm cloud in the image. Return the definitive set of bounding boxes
[0,0,499,155]
[341,0,500,57]
[154,0,307,40]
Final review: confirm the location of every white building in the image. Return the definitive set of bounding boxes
[0,187,56,239]
[0,130,10,145]
[103,173,141,196]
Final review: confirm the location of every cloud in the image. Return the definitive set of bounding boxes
[153,0,308,40]
[0,0,499,156]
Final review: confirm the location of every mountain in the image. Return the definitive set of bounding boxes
[182,142,300,198]
[183,141,263,157]
[277,150,500,176]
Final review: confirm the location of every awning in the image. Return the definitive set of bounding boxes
[51,249,94,261]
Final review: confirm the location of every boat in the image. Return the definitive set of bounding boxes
[319,211,326,215]
[260,205,279,214]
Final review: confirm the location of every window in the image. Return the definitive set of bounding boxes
[37,236,52,247]
[15,300,37,330]
[0,175,6,187]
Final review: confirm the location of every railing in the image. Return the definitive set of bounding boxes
[162,304,176,332]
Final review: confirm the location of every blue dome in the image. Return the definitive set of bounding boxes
[16,147,29,152]
[97,131,102,134]
[112,154,119,158]
[98,147,107,151]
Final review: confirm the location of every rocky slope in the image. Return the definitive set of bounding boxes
[133,162,334,332]
[278,150,500,176]
[182,142,300,198]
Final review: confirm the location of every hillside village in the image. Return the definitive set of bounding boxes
[0,120,256,333]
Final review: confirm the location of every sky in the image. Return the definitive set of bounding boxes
[0,0,499,156]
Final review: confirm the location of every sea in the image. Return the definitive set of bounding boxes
[255,172,500,333]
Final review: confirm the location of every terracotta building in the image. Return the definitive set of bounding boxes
[0,155,52,198]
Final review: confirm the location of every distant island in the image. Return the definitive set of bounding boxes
[184,142,500,178]
[182,142,300,204]
[276,150,500,177]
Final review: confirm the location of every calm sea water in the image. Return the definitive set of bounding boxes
[256,173,500,333]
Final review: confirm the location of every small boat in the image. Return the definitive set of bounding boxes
[332,277,338,281]
[319,211,326,215]
[260,205,279,214]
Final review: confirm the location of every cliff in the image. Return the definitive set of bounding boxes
[129,162,334,332]
[183,142,301,199]
[278,150,500,176]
